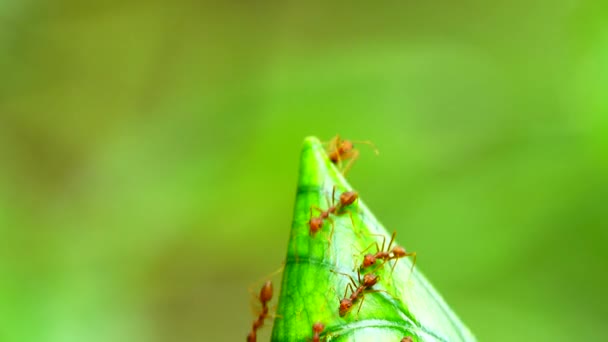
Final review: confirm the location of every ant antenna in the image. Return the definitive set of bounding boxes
[350,139,380,155]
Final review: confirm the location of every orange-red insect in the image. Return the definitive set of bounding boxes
[325,135,379,175]
[246,281,273,342]
[361,231,417,275]
[308,186,358,240]
[333,269,380,317]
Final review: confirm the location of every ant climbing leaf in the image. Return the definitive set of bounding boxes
[271,137,476,342]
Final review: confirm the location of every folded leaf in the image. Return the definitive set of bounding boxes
[271,137,476,342]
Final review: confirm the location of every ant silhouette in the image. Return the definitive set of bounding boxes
[360,231,417,276]
[332,269,381,317]
[325,135,379,175]
[246,281,273,342]
[308,186,358,241]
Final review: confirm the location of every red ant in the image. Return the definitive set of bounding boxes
[308,186,358,240]
[360,231,417,275]
[401,337,413,342]
[246,281,273,342]
[332,269,380,317]
[325,135,379,175]
[311,322,325,342]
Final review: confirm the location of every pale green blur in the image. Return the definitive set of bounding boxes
[0,1,606,342]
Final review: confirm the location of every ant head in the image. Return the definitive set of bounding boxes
[392,246,407,258]
[339,191,358,206]
[341,140,354,151]
[309,217,324,234]
[363,273,379,287]
[339,298,352,316]
[312,322,325,333]
[259,281,273,303]
[362,254,376,268]
[401,337,413,342]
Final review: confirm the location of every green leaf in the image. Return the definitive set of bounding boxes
[271,137,477,342]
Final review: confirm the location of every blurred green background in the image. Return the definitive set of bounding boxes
[1,1,607,341]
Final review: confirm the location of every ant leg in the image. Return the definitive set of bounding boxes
[390,251,417,279]
[335,142,345,171]
[331,185,337,207]
[351,251,360,271]
[406,252,417,281]
[368,259,387,275]
[268,306,283,320]
[350,139,380,155]
[374,234,387,253]
[389,259,399,277]
[328,283,341,304]
[330,135,341,151]
[249,266,283,291]
[341,149,359,176]
[336,208,357,232]
[386,231,397,253]
[322,135,339,149]
[247,280,267,299]
[357,241,377,255]
[322,186,338,213]
[331,269,358,290]
[247,266,283,303]
[342,282,356,300]
[347,210,356,230]
[337,155,344,171]
[366,233,387,250]
[328,218,335,243]
[311,206,325,215]
[325,218,336,261]
[355,295,366,317]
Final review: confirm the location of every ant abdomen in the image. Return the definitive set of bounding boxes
[339,191,358,206]
[259,281,273,303]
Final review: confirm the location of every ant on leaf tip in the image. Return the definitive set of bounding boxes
[325,135,379,175]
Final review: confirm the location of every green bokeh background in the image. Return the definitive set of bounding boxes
[1,1,607,341]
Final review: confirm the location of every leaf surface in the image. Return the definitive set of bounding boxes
[271,137,476,342]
